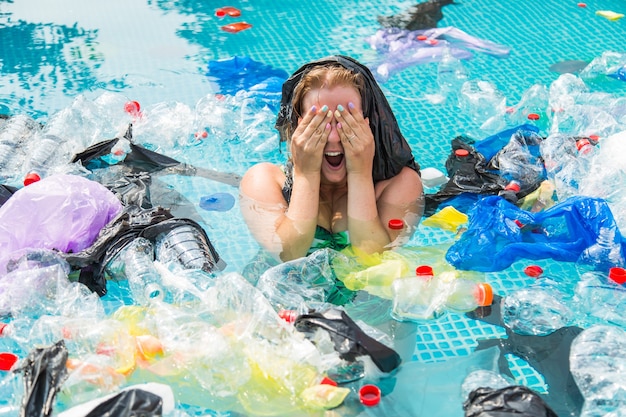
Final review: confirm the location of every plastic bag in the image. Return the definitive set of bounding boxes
[446,195,626,272]
[0,174,123,275]
[463,386,558,417]
[14,340,68,417]
[294,307,402,374]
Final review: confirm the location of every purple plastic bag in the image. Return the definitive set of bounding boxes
[0,174,122,274]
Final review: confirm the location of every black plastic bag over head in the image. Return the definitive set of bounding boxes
[294,307,401,374]
[276,55,419,183]
[464,386,558,417]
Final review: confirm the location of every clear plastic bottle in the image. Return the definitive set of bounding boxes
[577,226,626,273]
[22,133,65,185]
[444,279,493,314]
[501,276,575,336]
[391,268,493,322]
[122,238,164,304]
[0,114,39,173]
[569,324,626,417]
[437,46,469,96]
[575,267,626,328]
[391,265,446,322]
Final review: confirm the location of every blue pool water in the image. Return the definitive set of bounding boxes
[1,0,626,416]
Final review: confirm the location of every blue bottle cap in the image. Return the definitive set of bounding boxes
[199,192,235,212]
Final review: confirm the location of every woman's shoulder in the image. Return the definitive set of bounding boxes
[240,162,287,200]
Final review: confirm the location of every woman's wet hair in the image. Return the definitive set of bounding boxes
[279,65,365,143]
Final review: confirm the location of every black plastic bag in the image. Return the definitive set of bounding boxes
[464,385,558,417]
[14,340,68,417]
[83,389,163,417]
[294,307,401,374]
[425,136,504,216]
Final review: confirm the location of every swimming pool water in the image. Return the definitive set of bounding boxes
[1,0,626,416]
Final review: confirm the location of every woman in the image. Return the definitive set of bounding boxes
[240,55,424,262]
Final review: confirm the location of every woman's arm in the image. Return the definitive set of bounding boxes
[240,106,333,261]
[239,163,318,261]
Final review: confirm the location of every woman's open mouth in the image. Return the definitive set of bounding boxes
[325,151,344,167]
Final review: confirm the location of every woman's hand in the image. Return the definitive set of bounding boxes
[334,102,375,176]
[291,105,333,176]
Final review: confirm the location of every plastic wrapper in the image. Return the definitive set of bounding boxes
[446,195,626,272]
[0,174,123,274]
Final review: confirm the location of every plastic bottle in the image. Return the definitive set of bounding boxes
[574,267,626,328]
[391,268,493,322]
[576,226,626,273]
[444,279,493,314]
[122,238,164,304]
[155,224,222,272]
[0,114,39,173]
[569,324,626,417]
[501,276,575,336]
[22,133,66,185]
[437,46,469,96]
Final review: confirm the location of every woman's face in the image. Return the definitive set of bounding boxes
[301,84,363,184]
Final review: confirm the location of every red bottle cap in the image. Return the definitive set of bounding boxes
[504,181,521,192]
[0,352,18,371]
[474,283,494,307]
[454,149,469,157]
[524,265,544,278]
[23,172,41,186]
[609,267,626,285]
[576,138,592,154]
[415,265,434,277]
[359,384,381,406]
[0,323,6,336]
[527,113,540,121]
[278,309,298,323]
[388,219,404,230]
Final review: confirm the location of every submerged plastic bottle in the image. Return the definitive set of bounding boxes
[501,276,575,336]
[437,46,469,96]
[575,267,626,328]
[122,238,164,304]
[570,324,626,417]
[576,226,626,273]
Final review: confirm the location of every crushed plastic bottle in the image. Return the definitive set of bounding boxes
[576,226,626,274]
[437,46,469,97]
[574,268,626,328]
[569,324,626,417]
[0,114,40,178]
[22,134,66,185]
[501,276,575,336]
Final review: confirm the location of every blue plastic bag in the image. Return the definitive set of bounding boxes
[446,195,626,271]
